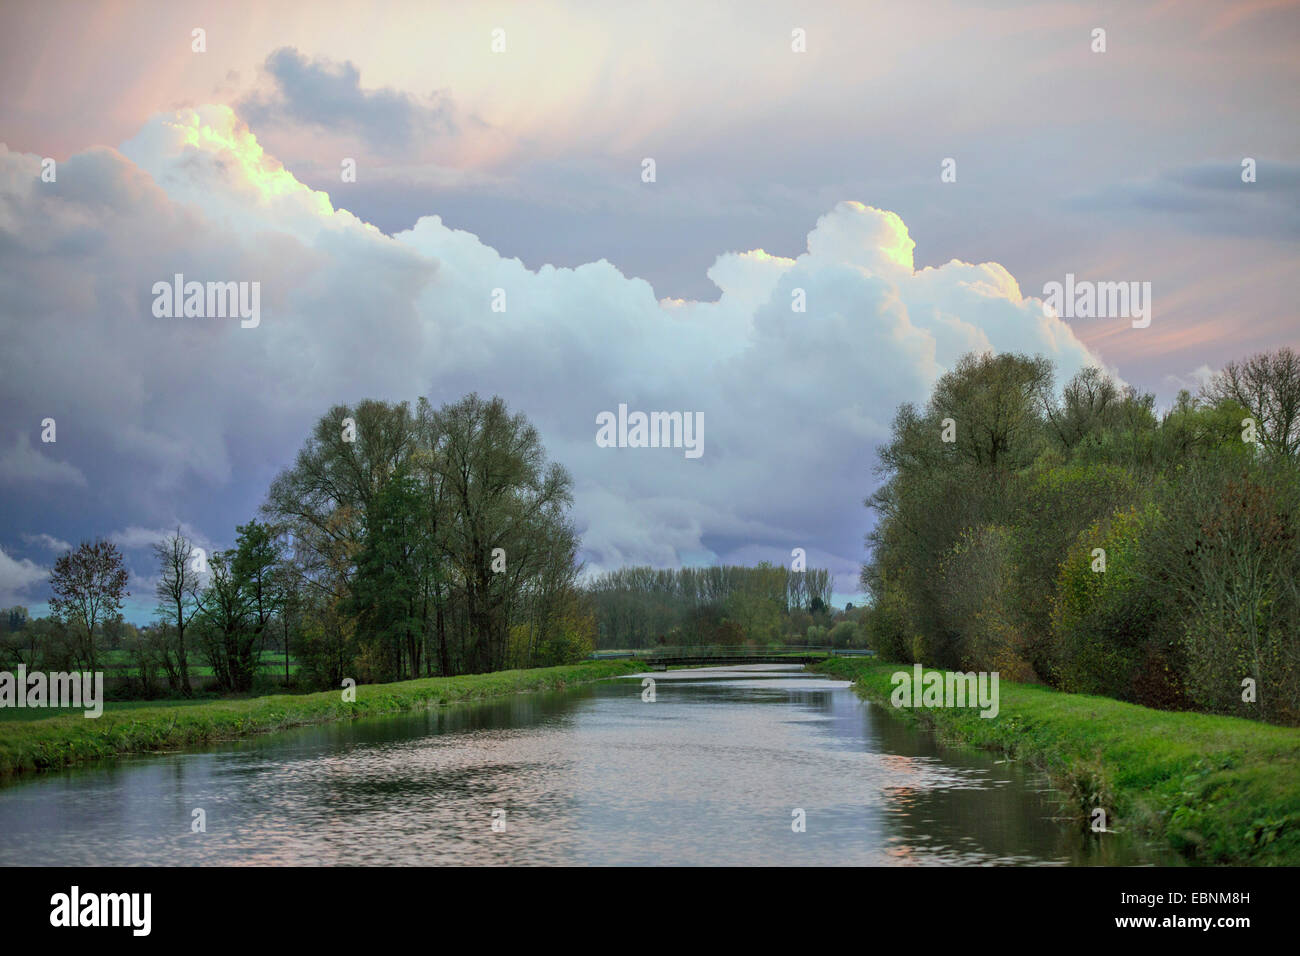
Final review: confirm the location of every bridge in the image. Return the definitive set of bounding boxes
[588,645,876,669]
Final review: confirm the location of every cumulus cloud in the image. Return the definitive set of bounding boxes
[0,545,47,605]
[0,106,1105,601]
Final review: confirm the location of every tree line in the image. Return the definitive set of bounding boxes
[585,563,851,649]
[862,347,1300,725]
[1,393,595,695]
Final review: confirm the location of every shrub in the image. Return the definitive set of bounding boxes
[1052,505,1184,705]
[936,524,1034,679]
[1009,463,1139,677]
[1147,462,1300,723]
[828,620,859,648]
[861,578,914,663]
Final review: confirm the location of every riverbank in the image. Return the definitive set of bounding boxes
[813,658,1300,865]
[0,660,642,783]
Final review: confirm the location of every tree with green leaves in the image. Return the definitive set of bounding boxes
[430,393,576,673]
[348,465,428,680]
[232,520,285,671]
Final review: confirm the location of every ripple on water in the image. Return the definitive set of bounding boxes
[0,665,1178,866]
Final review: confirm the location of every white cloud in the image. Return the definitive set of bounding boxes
[109,523,217,554]
[21,533,72,553]
[0,545,47,605]
[1161,364,1217,398]
[0,106,1106,597]
[0,433,88,488]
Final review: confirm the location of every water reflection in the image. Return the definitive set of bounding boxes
[0,664,1176,866]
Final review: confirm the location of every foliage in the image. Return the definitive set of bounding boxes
[585,563,835,649]
[862,349,1300,725]
[47,540,130,671]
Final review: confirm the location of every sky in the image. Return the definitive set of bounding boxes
[1,0,1297,621]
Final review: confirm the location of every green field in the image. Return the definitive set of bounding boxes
[81,649,302,679]
[0,659,642,782]
[813,658,1300,866]
[0,695,224,723]
[0,651,307,722]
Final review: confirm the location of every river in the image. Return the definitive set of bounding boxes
[0,664,1176,865]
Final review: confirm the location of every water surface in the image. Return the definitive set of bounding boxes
[0,664,1175,865]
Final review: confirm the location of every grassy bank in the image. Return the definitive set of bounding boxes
[0,660,642,783]
[0,695,222,724]
[813,658,1300,866]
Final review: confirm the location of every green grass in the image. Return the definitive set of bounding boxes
[0,696,224,723]
[0,660,642,783]
[62,650,303,678]
[813,658,1300,866]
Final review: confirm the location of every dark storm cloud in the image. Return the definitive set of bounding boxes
[1067,161,1300,240]
[240,47,455,152]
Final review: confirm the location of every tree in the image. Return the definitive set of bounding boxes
[231,520,285,675]
[195,551,254,692]
[828,620,860,649]
[1043,365,1121,452]
[48,540,129,671]
[431,393,575,672]
[1203,347,1300,461]
[932,351,1052,472]
[348,466,427,680]
[0,607,34,669]
[865,353,1052,667]
[862,346,1300,722]
[123,623,166,698]
[153,528,205,695]
[262,399,416,597]
[1146,462,1300,722]
[275,540,304,688]
[1,606,28,634]
[190,523,287,693]
[264,392,588,683]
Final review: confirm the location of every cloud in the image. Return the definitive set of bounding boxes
[108,523,218,556]
[0,106,1105,601]
[1069,161,1300,240]
[0,545,47,605]
[21,532,71,553]
[0,432,88,487]
[239,47,456,154]
[1161,364,1218,397]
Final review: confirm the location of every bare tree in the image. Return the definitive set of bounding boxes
[48,540,130,671]
[1042,365,1121,451]
[1203,347,1300,461]
[153,527,204,695]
